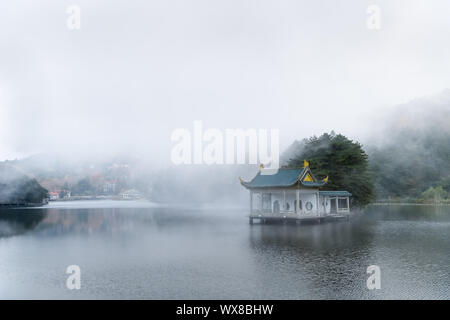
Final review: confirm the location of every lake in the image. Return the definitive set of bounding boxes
[0,201,449,299]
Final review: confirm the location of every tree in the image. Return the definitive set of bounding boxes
[419,186,448,203]
[22,178,49,203]
[286,132,375,207]
[0,177,48,204]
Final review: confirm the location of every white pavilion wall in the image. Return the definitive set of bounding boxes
[299,192,318,213]
[251,192,261,210]
[271,192,283,212]
[284,192,296,212]
[319,195,331,214]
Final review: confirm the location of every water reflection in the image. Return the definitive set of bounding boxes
[2,207,210,237]
[248,219,377,299]
[0,209,47,238]
[0,202,449,299]
[246,206,450,299]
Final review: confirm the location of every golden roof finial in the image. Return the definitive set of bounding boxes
[303,160,309,168]
[259,163,264,171]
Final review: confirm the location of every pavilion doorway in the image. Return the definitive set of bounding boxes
[330,198,337,214]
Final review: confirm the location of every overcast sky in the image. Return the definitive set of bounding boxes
[1,0,449,165]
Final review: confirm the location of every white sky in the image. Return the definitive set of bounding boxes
[1,0,450,164]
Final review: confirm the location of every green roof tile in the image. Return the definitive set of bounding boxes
[241,167,327,188]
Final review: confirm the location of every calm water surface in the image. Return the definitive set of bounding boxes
[0,201,449,299]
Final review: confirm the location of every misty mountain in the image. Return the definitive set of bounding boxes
[0,153,257,204]
[2,90,449,204]
[1,153,148,197]
[280,90,450,202]
[367,90,450,200]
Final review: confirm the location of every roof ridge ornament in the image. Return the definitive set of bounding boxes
[303,160,309,168]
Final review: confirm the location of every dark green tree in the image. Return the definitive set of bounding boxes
[21,178,49,203]
[287,132,375,207]
[0,177,48,204]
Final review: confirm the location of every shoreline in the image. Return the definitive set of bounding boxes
[370,202,450,206]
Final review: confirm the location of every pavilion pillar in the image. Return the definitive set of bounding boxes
[260,192,263,212]
[250,191,253,214]
[316,192,320,216]
[296,190,300,214]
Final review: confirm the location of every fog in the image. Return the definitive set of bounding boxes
[1,0,450,165]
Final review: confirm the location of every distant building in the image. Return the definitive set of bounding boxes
[240,162,351,224]
[102,181,117,194]
[120,189,142,200]
[49,192,59,201]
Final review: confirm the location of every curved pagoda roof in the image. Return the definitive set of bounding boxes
[240,167,327,189]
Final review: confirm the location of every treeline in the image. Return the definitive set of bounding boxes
[369,128,450,204]
[283,130,450,207]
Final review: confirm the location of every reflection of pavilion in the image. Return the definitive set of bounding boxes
[247,220,376,299]
[241,163,351,224]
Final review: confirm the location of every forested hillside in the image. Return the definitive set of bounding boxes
[0,163,48,204]
[283,90,450,204]
[368,90,450,202]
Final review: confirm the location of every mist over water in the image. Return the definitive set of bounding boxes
[0,201,449,299]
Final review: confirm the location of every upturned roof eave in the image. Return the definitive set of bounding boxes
[241,181,300,189]
[240,166,328,189]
